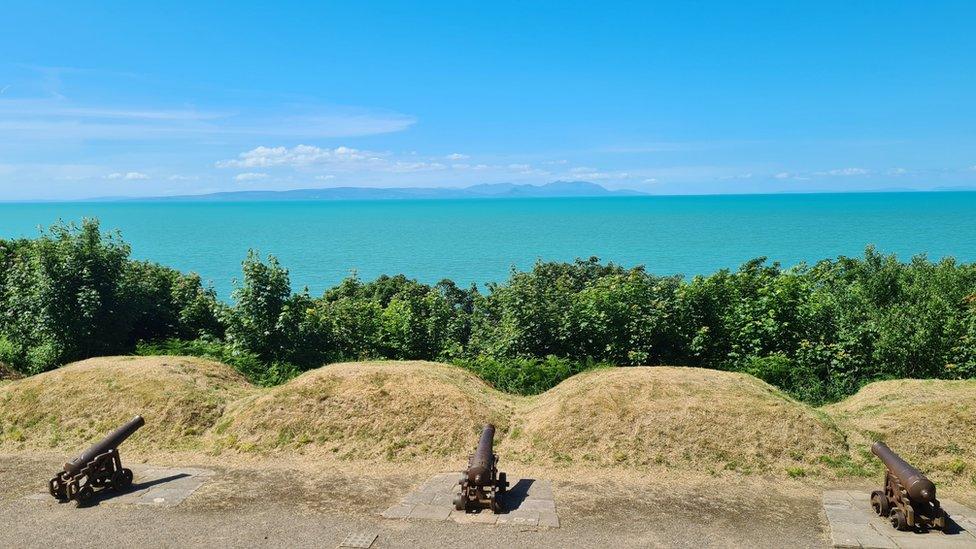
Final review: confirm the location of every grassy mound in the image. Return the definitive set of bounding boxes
[0,356,253,452]
[503,366,848,476]
[825,379,976,484]
[216,361,513,461]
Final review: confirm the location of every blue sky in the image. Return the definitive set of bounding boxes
[1,1,974,200]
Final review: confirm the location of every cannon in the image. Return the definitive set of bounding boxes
[870,441,948,531]
[49,415,144,505]
[453,424,508,513]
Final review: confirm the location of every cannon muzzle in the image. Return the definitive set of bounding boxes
[63,415,145,475]
[872,441,936,503]
[467,424,496,485]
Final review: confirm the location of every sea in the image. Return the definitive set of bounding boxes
[1,192,974,299]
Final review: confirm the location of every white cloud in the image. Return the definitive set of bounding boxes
[774,172,792,179]
[643,178,658,184]
[234,172,268,181]
[217,145,384,169]
[820,167,870,176]
[888,167,908,176]
[168,174,198,181]
[106,171,149,180]
[445,153,469,160]
[566,166,630,180]
[315,174,335,181]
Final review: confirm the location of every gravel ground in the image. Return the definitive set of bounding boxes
[1,453,831,548]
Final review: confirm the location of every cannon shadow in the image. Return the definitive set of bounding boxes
[499,478,535,513]
[77,473,190,507]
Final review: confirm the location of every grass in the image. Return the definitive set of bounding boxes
[502,366,849,476]
[1,356,974,483]
[823,378,976,484]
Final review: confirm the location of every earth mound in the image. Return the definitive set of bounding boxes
[825,379,976,483]
[216,361,513,461]
[503,366,848,475]
[0,356,252,452]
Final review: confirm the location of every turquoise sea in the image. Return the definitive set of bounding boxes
[1,192,974,298]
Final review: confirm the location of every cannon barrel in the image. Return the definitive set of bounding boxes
[63,415,144,475]
[466,424,496,485]
[872,441,936,503]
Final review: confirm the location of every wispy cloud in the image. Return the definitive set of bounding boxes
[817,167,871,176]
[106,171,149,180]
[234,172,268,181]
[0,98,416,141]
[445,153,469,160]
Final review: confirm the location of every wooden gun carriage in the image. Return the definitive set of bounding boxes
[870,441,948,531]
[49,415,144,505]
[454,423,508,513]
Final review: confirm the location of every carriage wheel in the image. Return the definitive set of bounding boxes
[453,494,466,511]
[75,483,94,506]
[870,491,889,517]
[889,508,910,531]
[49,477,68,501]
[112,468,134,490]
[497,472,507,494]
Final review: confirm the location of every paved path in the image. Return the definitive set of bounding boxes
[824,490,976,548]
[27,465,213,507]
[0,453,833,548]
[382,472,559,527]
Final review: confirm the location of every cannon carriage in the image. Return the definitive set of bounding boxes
[49,415,144,505]
[454,423,509,513]
[870,441,948,531]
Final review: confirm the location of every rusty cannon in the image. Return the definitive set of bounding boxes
[49,415,144,505]
[870,441,948,531]
[454,423,509,513]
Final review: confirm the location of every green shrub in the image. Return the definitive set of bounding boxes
[456,355,607,395]
[3,219,975,403]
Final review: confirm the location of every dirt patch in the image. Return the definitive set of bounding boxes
[503,367,848,476]
[824,378,976,485]
[0,356,253,453]
[216,361,515,461]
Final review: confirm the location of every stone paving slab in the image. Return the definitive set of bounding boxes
[381,472,560,528]
[338,532,378,548]
[26,465,213,508]
[824,490,976,548]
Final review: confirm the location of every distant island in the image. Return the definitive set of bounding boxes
[103,181,645,202]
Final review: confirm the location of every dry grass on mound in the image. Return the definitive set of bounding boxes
[0,356,253,453]
[215,361,514,461]
[503,367,848,477]
[825,379,976,485]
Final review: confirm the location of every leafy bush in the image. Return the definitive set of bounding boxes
[3,220,975,402]
[135,338,299,386]
[457,355,608,395]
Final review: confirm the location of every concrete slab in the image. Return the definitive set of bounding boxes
[338,532,378,548]
[26,465,212,508]
[381,472,560,528]
[408,503,452,521]
[823,490,976,549]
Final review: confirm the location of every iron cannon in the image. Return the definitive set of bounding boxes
[454,423,508,513]
[870,441,948,531]
[49,415,144,505]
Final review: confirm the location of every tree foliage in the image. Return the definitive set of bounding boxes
[2,220,975,402]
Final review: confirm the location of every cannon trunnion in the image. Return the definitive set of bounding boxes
[870,441,948,531]
[49,415,144,505]
[454,424,509,513]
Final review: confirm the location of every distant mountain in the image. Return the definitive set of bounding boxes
[118,181,644,202]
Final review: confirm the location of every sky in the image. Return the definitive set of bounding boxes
[1,1,975,200]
